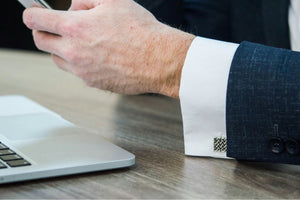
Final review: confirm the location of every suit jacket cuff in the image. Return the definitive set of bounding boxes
[226,41,300,164]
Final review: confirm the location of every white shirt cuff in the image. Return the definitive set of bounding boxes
[179,37,239,159]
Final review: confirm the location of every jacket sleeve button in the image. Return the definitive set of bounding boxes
[269,138,284,154]
[285,139,300,155]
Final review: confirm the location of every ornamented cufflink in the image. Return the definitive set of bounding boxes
[214,137,227,152]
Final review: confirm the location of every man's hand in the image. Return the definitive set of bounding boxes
[23,0,195,98]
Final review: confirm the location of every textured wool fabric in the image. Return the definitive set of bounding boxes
[227,42,300,164]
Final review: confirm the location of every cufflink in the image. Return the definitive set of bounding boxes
[214,137,227,152]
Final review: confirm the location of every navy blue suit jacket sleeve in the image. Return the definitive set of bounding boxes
[226,42,300,165]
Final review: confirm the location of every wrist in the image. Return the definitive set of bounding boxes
[147,25,195,98]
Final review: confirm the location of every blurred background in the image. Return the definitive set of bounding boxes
[0,0,183,51]
[1,0,289,52]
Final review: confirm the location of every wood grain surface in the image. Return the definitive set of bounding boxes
[0,49,299,199]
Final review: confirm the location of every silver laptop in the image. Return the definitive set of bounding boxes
[0,95,135,184]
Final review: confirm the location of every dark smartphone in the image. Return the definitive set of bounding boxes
[18,0,71,10]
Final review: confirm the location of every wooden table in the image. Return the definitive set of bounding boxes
[0,49,299,199]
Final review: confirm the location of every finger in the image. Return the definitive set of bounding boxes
[32,30,64,56]
[23,7,69,36]
[52,54,73,72]
[69,0,102,11]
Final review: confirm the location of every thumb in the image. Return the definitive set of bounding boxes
[69,0,102,11]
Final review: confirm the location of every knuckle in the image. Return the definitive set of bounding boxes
[73,69,86,79]
[51,55,68,72]
[56,62,66,71]
[58,20,75,35]
[32,32,43,50]
[32,31,38,42]
[51,54,61,65]
[26,19,35,30]
[64,48,80,64]
[23,10,34,29]
[58,19,82,37]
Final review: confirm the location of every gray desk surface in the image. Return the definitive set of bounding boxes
[0,49,299,199]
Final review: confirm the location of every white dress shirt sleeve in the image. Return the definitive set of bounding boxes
[289,0,300,52]
[179,37,239,159]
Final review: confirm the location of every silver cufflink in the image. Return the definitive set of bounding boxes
[214,137,227,152]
